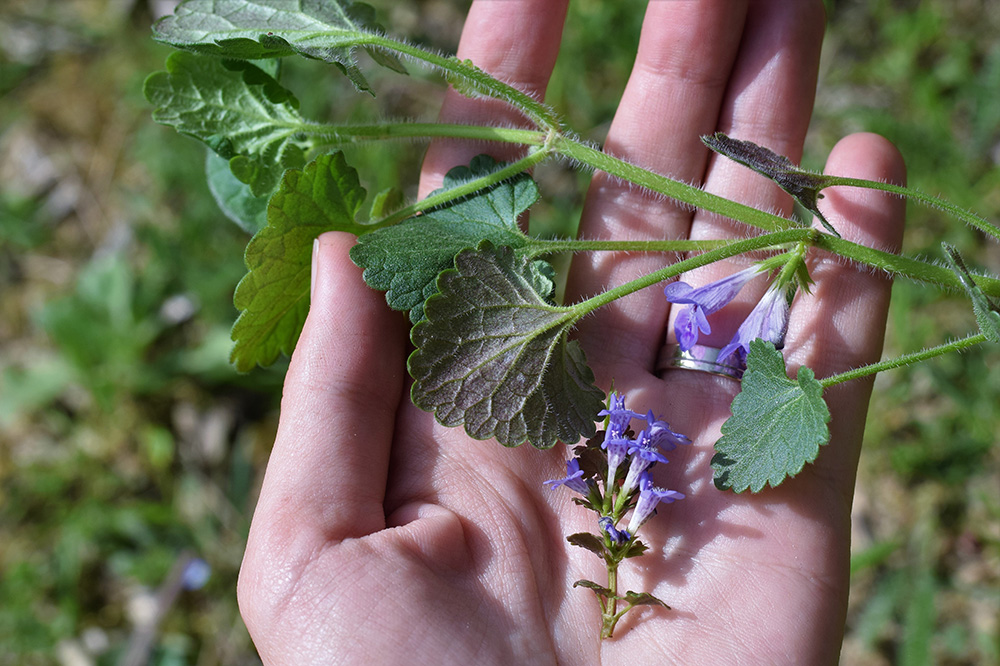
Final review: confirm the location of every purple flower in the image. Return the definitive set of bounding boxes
[544,458,591,495]
[643,411,691,452]
[598,516,631,546]
[598,391,643,439]
[718,282,792,366]
[603,435,631,485]
[627,472,685,535]
[664,266,763,351]
[620,430,669,496]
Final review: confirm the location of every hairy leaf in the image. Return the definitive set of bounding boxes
[152,0,406,95]
[712,340,830,492]
[145,51,309,196]
[231,152,368,371]
[205,151,269,234]
[350,155,538,322]
[408,243,604,448]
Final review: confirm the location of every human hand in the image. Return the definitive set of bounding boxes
[238,1,906,663]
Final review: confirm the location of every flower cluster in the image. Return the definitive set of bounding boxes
[664,265,793,367]
[545,392,687,638]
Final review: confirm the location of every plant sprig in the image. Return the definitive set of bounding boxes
[145,0,1000,494]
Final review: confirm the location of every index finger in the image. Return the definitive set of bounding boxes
[418,0,569,198]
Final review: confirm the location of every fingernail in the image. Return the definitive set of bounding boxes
[310,237,320,302]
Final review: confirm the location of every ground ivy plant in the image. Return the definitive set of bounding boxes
[144,0,1000,639]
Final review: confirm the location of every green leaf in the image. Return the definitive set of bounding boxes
[151,0,406,95]
[144,51,309,196]
[221,58,299,107]
[350,155,537,322]
[703,132,839,236]
[941,242,1000,343]
[572,580,613,597]
[230,152,368,371]
[566,532,609,559]
[205,151,270,234]
[623,590,670,609]
[368,186,404,220]
[711,340,831,493]
[408,242,604,448]
[623,539,648,559]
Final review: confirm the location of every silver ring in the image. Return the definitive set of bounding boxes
[656,344,744,380]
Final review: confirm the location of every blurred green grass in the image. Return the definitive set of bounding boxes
[0,0,997,664]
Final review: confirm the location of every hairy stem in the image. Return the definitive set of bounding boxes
[820,333,987,388]
[556,137,798,233]
[374,145,552,226]
[814,235,1000,296]
[365,34,561,129]
[306,121,547,151]
[525,237,730,256]
[571,229,816,318]
[823,176,1000,241]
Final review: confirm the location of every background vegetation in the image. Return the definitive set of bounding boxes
[0,0,996,663]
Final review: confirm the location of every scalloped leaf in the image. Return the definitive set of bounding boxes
[152,0,406,95]
[408,243,604,448]
[144,51,308,196]
[350,155,538,322]
[711,339,831,493]
[230,152,368,371]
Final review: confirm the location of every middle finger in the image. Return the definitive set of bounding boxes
[567,0,749,380]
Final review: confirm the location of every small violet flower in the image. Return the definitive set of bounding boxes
[718,282,792,366]
[544,458,590,495]
[603,436,631,485]
[664,266,762,351]
[598,516,631,546]
[597,391,643,439]
[627,471,685,535]
[644,411,691,452]
[620,430,669,497]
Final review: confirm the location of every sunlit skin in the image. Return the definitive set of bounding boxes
[238,1,906,663]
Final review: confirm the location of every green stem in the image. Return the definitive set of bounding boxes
[373,145,551,226]
[601,561,619,639]
[288,112,1000,301]
[306,118,1000,300]
[571,229,815,318]
[364,35,561,129]
[823,176,1000,241]
[556,137,798,234]
[525,237,730,256]
[820,333,986,388]
[775,239,810,285]
[814,235,1000,296]
[306,121,547,150]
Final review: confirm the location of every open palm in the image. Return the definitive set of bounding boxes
[238,1,906,663]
